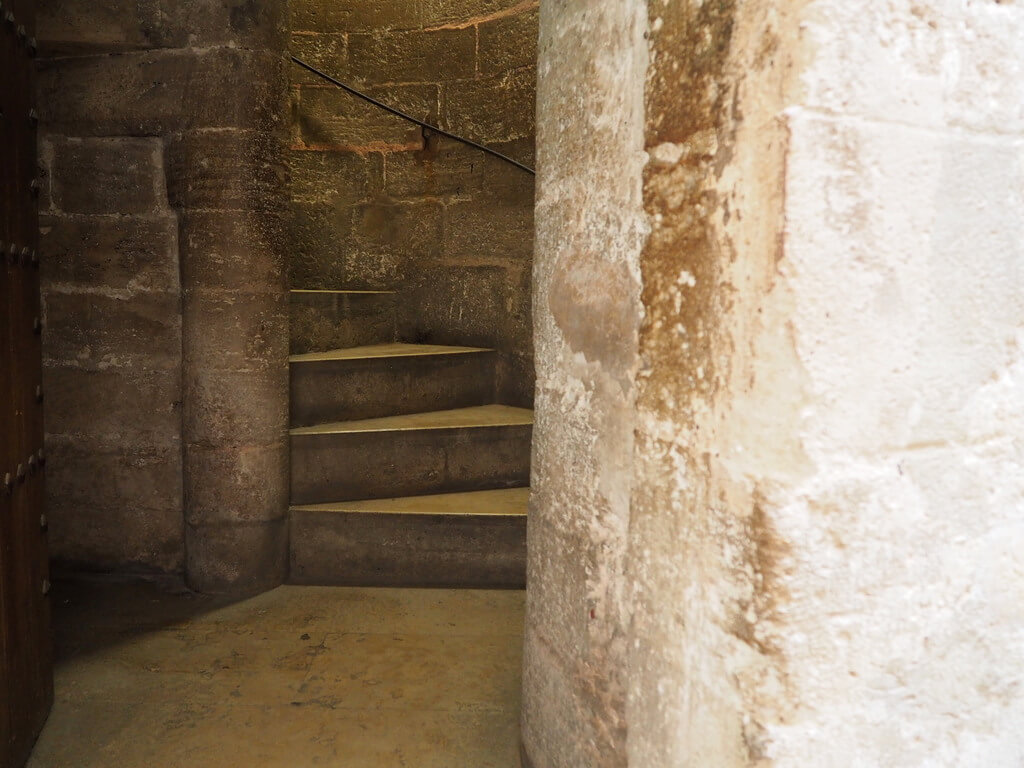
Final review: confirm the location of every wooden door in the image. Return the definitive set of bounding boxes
[1,0,54,765]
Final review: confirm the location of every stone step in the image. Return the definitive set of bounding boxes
[290,405,533,505]
[289,289,397,354]
[290,343,497,427]
[289,487,529,588]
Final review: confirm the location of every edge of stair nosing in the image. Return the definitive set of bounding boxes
[290,288,396,295]
[290,407,534,437]
[289,420,534,437]
[289,344,495,365]
[289,505,528,517]
[290,488,531,517]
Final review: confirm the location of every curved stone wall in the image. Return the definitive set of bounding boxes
[36,0,292,593]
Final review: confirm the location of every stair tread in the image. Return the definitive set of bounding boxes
[292,487,529,516]
[291,288,395,295]
[290,342,492,364]
[290,405,533,436]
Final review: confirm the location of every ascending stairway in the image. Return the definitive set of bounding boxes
[287,289,531,588]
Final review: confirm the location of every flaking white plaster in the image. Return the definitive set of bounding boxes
[735,1,1024,764]
[524,1,1024,766]
[756,108,1024,768]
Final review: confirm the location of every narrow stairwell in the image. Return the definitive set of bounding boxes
[287,289,531,588]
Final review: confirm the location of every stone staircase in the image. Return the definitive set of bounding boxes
[287,289,530,588]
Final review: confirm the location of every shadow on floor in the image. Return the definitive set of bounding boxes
[28,576,526,768]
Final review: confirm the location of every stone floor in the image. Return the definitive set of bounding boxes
[28,579,525,767]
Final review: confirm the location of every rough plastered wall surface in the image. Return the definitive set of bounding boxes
[634,0,1024,764]
[747,1,1024,763]
[526,0,1024,766]
[627,0,802,764]
[288,0,537,404]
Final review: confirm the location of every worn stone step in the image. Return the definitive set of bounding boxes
[290,343,497,427]
[289,487,529,588]
[290,405,533,505]
[289,289,397,354]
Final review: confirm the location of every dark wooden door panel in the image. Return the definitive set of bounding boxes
[1,0,54,765]
[0,172,14,768]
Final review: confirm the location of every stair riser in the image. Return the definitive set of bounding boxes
[289,512,526,588]
[290,426,532,504]
[290,294,396,354]
[290,353,496,426]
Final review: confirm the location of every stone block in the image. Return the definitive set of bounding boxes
[289,508,526,588]
[157,0,289,50]
[441,66,535,145]
[289,85,304,146]
[798,2,1024,135]
[402,262,531,405]
[289,197,352,252]
[288,149,378,206]
[289,290,398,353]
[497,262,534,405]
[290,420,532,504]
[418,0,518,28]
[183,367,289,446]
[500,348,535,407]
[166,130,286,213]
[288,200,360,288]
[45,137,166,215]
[521,491,591,660]
[402,263,513,351]
[36,0,288,54]
[786,113,1024,451]
[37,48,286,137]
[444,196,533,263]
[477,138,536,202]
[185,518,288,595]
[294,83,437,149]
[347,27,476,85]
[291,189,415,284]
[181,288,289,371]
[179,209,286,293]
[290,347,496,426]
[42,290,181,371]
[289,242,405,291]
[42,364,181,447]
[39,213,179,293]
[520,637,592,768]
[289,32,348,85]
[352,198,443,256]
[478,5,539,76]
[383,138,483,198]
[36,0,155,55]
[45,437,184,573]
[291,0,423,34]
[183,442,289,526]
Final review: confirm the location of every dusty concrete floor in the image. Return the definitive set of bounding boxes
[28,579,525,767]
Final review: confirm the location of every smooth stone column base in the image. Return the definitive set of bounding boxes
[185,518,288,595]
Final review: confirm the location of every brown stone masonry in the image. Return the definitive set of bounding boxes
[36,0,291,593]
[289,0,537,406]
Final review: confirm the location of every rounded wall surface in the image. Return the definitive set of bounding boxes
[520,1,648,766]
[288,0,538,405]
[175,3,292,595]
[35,0,292,585]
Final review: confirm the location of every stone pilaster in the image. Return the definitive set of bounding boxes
[176,20,290,595]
